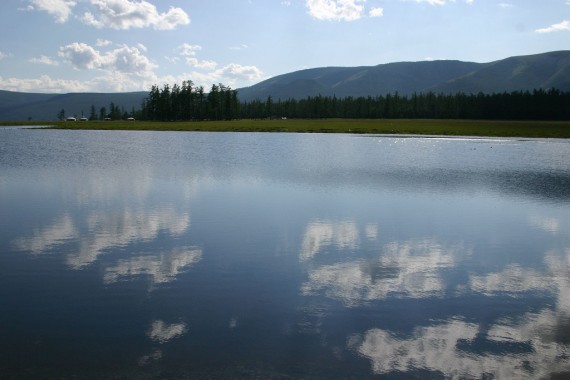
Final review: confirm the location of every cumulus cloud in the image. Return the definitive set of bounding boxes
[80,0,190,30]
[58,42,157,75]
[306,0,366,21]
[59,42,104,69]
[217,63,264,82]
[26,0,77,23]
[536,20,570,33]
[26,0,189,30]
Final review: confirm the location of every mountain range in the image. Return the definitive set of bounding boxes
[1,50,569,121]
[238,50,570,101]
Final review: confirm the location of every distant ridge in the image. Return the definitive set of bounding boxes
[237,50,570,101]
[0,91,147,121]
[1,51,570,121]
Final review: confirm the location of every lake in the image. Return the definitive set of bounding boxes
[1,127,570,379]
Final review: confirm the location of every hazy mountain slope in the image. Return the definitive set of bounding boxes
[238,51,570,101]
[238,61,484,101]
[0,91,147,121]
[331,60,485,97]
[433,51,570,93]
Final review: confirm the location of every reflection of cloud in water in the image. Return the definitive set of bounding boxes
[469,264,553,295]
[346,248,570,378]
[302,239,463,305]
[300,221,359,261]
[528,215,561,234]
[469,249,570,305]
[138,349,162,366]
[355,315,570,379]
[103,247,202,284]
[147,320,188,344]
[13,214,76,254]
[365,224,378,240]
[66,208,190,269]
[469,249,570,345]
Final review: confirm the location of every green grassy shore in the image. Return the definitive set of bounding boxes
[3,119,570,138]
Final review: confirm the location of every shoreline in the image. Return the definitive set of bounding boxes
[2,118,570,138]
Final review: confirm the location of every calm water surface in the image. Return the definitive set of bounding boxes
[1,128,570,379]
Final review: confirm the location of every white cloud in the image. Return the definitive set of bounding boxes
[498,2,513,8]
[179,43,202,57]
[80,0,190,30]
[180,62,264,89]
[29,55,60,66]
[217,63,264,82]
[0,74,90,93]
[96,38,113,47]
[112,45,157,75]
[306,0,366,21]
[58,42,107,70]
[58,42,157,76]
[185,58,218,70]
[27,0,77,23]
[536,20,570,33]
[369,7,384,17]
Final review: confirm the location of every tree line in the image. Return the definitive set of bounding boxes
[95,81,569,122]
[57,102,136,121]
[139,81,239,121]
[240,89,570,120]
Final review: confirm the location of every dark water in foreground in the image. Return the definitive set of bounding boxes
[1,128,570,379]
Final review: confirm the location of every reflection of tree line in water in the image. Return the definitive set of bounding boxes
[135,81,570,121]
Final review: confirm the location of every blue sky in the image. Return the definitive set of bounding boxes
[0,0,569,93]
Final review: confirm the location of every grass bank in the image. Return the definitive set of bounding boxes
[3,119,570,138]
